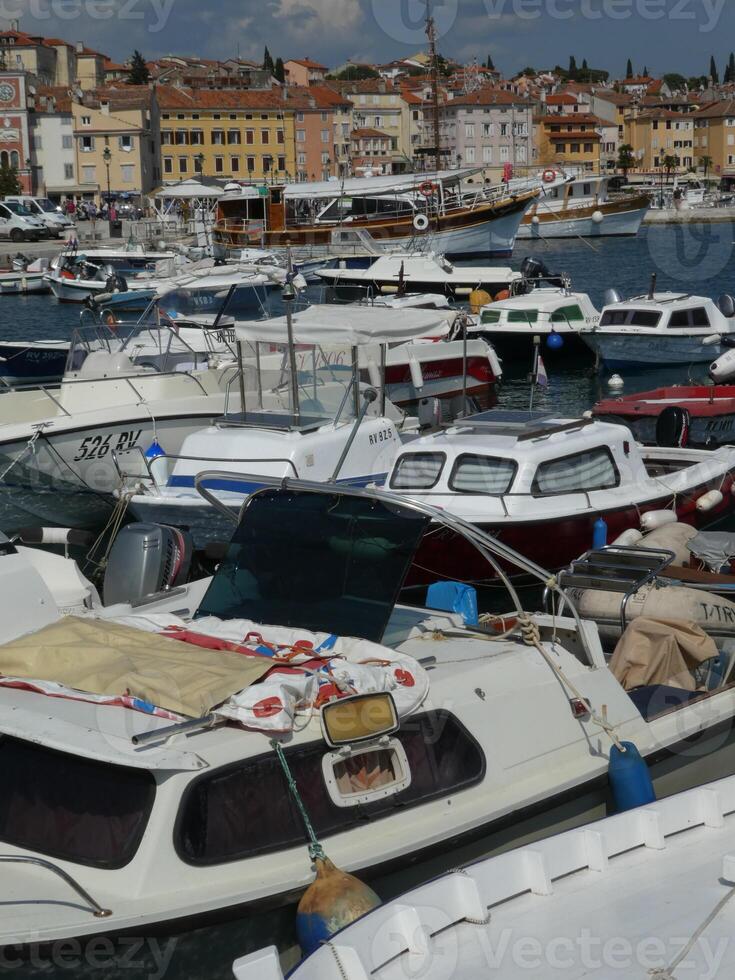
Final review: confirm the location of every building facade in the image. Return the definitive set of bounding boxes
[72,87,160,202]
[157,88,296,182]
[440,88,533,175]
[31,87,76,198]
[0,71,32,191]
[624,109,694,170]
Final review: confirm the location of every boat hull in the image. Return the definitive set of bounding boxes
[6,704,735,978]
[0,342,70,385]
[0,273,49,295]
[517,196,650,239]
[405,473,735,587]
[475,328,592,361]
[583,331,723,368]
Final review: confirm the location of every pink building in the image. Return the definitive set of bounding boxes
[290,85,352,180]
[351,128,392,175]
[284,58,328,87]
[0,72,32,191]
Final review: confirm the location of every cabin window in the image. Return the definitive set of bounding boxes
[550,305,584,323]
[668,307,709,329]
[0,737,155,869]
[390,452,446,490]
[507,310,538,323]
[481,310,500,324]
[175,711,485,866]
[600,310,661,327]
[532,447,619,495]
[449,454,517,495]
[628,311,662,327]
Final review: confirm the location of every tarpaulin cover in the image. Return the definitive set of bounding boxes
[609,617,717,692]
[0,616,271,717]
[688,531,735,572]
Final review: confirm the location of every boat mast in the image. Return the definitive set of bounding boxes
[426,1,442,173]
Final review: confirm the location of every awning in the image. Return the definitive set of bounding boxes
[234,303,453,346]
[279,168,485,200]
[153,179,225,200]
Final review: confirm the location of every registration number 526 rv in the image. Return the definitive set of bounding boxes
[74,429,143,462]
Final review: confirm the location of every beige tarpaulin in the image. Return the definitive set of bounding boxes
[0,617,271,717]
[609,617,718,692]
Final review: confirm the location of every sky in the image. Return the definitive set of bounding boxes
[1,0,734,80]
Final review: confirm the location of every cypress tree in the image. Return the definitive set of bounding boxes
[710,55,719,84]
[626,58,633,78]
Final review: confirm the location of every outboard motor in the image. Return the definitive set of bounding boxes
[103,523,193,606]
[656,406,690,449]
[104,272,128,293]
[603,288,623,306]
[719,294,735,318]
[520,256,551,281]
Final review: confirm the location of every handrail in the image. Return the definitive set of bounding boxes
[0,854,111,918]
[112,444,301,486]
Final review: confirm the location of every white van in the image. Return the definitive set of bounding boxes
[0,201,46,242]
[4,196,75,238]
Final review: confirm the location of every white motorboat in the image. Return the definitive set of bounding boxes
[383,409,735,584]
[582,283,735,370]
[316,250,522,301]
[516,172,650,239]
[0,349,242,531]
[471,275,600,361]
[0,255,50,295]
[118,305,479,545]
[3,479,735,975]
[234,771,735,980]
[45,245,180,302]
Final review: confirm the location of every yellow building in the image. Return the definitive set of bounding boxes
[333,79,408,170]
[157,88,296,181]
[693,100,735,183]
[536,113,603,171]
[72,87,160,203]
[624,109,694,170]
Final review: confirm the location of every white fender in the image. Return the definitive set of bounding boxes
[697,489,724,513]
[710,348,735,382]
[640,509,677,533]
[568,582,735,643]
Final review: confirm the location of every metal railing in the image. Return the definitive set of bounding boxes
[0,854,111,918]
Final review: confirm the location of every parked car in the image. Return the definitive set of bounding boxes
[0,201,46,242]
[4,196,75,239]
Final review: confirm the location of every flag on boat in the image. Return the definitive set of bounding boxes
[535,353,548,387]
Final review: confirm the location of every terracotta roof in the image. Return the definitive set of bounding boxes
[286,58,327,71]
[540,112,603,125]
[591,88,634,105]
[621,75,654,85]
[548,131,601,141]
[157,86,289,110]
[351,127,390,138]
[546,93,578,105]
[35,84,73,113]
[400,91,426,105]
[694,99,735,119]
[443,85,528,107]
[634,108,694,120]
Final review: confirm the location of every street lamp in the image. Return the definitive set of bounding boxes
[102,146,112,209]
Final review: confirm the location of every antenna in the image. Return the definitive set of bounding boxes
[425,0,442,173]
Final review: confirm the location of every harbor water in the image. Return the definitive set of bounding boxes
[2,222,734,418]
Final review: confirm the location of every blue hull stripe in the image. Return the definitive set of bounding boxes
[166,473,387,493]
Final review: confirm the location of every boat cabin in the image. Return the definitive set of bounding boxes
[598,293,733,335]
[476,287,600,334]
[387,413,648,504]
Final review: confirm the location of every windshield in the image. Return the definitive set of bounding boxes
[37,198,58,213]
[195,489,428,643]
[3,201,32,217]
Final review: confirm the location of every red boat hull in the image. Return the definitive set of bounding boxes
[406,472,735,587]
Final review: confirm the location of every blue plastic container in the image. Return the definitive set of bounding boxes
[592,516,608,549]
[426,581,479,626]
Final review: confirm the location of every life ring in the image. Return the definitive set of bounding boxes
[413,213,430,232]
[542,169,557,184]
[419,181,437,197]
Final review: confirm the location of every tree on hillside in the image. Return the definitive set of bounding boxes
[128,50,149,85]
[710,55,719,84]
[0,163,20,196]
[582,58,588,71]
[486,54,495,71]
[643,65,649,76]
[626,58,633,78]
[263,47,274,74]
[616,143,635,177]
[726,52,735,84]
[568,55,578,78]
[334,65,379,81]
[274,57,285,83]
[663,73,687,93]
[688,75,708,90]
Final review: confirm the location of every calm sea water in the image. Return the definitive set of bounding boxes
[2,221,735,417]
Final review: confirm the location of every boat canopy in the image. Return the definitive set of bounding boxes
[281,168,484,200]
[233,304,453,346]
[152,179,225,201]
